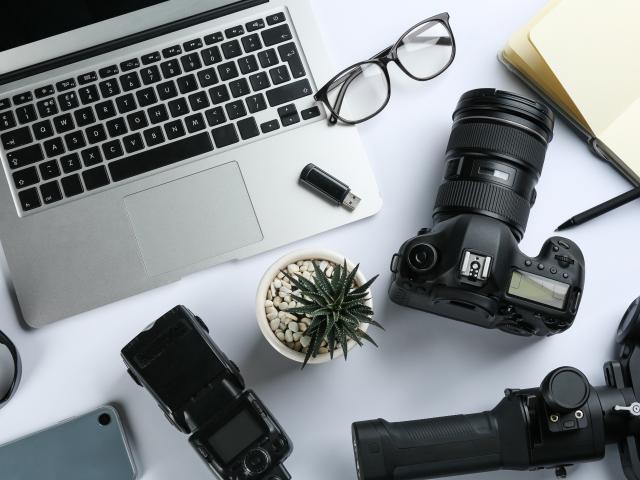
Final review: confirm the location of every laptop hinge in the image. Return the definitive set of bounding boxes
[0,0,269,86]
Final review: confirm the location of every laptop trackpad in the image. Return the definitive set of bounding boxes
[124,162,263,276]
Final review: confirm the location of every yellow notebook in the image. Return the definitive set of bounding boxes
[500,0,640,183]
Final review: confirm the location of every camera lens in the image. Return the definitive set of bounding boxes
[408,244,438,271]
[433,89,554,241]
[617,297,640,344]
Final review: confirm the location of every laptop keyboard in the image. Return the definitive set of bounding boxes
[0,10,322,215]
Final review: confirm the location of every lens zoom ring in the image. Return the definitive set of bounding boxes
[434,180,531,231]
[447,122,547,173]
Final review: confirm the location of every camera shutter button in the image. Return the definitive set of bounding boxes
[244,448,271,476]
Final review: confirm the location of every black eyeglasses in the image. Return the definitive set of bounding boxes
[314,12,456,125]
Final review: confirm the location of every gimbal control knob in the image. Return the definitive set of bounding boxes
[541,367,590,413]
[613,402,640,416]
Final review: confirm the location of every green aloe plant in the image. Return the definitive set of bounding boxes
[285,260,382,368]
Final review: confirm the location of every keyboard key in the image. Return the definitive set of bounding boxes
[40,160,61,180]
[141,65,162,85]
[99,65,119,78]
[242,34,262,53]
[225,25,245,38]
[96,100,117,120]
[218,62,239,81]
[180,53,202,72]
[162,45,182,58]
[43,137,65,157]
[225,100,246,120]
[143,126,164,147]
[86,124,107,144]
[237,117,259,140]
[266,78,312,106]
[278,103,300,126]
[238,55,259,74]
[229,78,250,98]
[188,91,210,111]
[185,113,206,133]
[7,144,43,169]
[19,187,40,211]
[58,92,79,111]
[13,92,33,105]
[81,146,103,167]
[120,72,141,92]
[13,166,39,189]
[177,74,198,94]
[0,98,9,110]
[301,106,321,120]
[141,52,161,65]
[246,93,267,113]
[106,117,128,137]
[209,85,230,105]
[61,174,84,197]
[260,119,280,133]
[205,107,226,126]
[201,46,222,66]
[74,107,95,127]
[109,131,213,182]
[127,111,148,131]
[249,72,270,91]
[164,120,186,140]
[120,58,140,71]
[204,32,224,45]
[222,40,242,59]
[35,85,55,98]
[99,79,121,98]
[82,165,110,190]
[246,19,265,31]
[258,48,279,68]
[278,43,306,78]
[33,119,54,140]
[197,68,218,88]
[136,87,158,108]
[60,153,82,173]
[267,12,286,25]
[123,133,145,153]
[40,181,63,204]
[36,98,58,118]
[102,140,124,160]
[64,131,86,151]
[212,124,239,148]
[56,79,76,92]
[116,94,137,114]
[262,24,292,46]
[168,98,189,117]
[2,126,32,150]
[79,85,100,104]
[184,38,203,51]
[78,71,98,85]
[161,60,182,79]
[16,105,37,124]
[0,111,16,131]
[147,104,169,124]
[157,81,178,100]
[269,65,291,85]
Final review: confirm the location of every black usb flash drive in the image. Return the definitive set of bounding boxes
[299,164,361,211]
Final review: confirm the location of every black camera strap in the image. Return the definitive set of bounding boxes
[0,330,21,408]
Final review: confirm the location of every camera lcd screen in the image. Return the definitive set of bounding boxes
[508,270,569,310]
[208,410,264,463]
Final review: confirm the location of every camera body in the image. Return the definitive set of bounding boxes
[121,306,292,480]
[390,214,585,336]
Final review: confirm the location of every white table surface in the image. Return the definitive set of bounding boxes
[0,0,636,479]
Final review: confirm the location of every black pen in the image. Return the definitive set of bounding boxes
[556,186,640,231]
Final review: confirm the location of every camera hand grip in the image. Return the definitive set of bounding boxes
[353,413,502,480]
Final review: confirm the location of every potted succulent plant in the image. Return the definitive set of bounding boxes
[256,249,382,367]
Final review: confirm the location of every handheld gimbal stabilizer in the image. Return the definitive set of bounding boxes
[352,297,640,479]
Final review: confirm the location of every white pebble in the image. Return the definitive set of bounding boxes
[266,312,278,320]
[277,272,284,279]
[270,283,276,298]
[299,323,308,332]
[326,267,334,277]
[279,302,289,310]
[285,330,293,343]
[319,347,329,354]
[282,281,292,290]
[296,260,304,266]
[300,265,308,272]
[264,300,273,308]
[293,332,302,341]
[288,322,299,333]
[273,296,282,307]
[276,331,285,341]
[319,260,328,271]
[270,319,280,331]
[278,311,287,319]
[279,321,287,330]
[303,271,312,280]
[287,264,300,274]
[300,336,311,347]
[266,306,277,315]
[273,280,282,289]
[286,313,298,321]
[301,317,311,325]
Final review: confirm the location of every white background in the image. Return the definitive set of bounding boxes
[0,0,636,479]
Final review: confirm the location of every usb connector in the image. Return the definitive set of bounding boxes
[299,164,361,211]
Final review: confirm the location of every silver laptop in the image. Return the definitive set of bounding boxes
[0,0,381,328]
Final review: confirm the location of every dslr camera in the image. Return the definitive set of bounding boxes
[390,89,585,336]
[352,296,640,480]
[122,306,292,480]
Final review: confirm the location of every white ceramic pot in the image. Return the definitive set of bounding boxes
[256,249,372,364]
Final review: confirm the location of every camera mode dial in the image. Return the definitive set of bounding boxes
[243,448,271,476]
